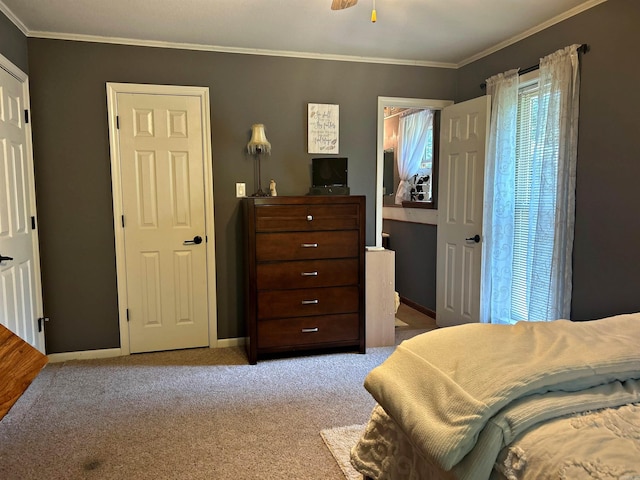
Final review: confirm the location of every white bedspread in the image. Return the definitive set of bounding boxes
[495,402,640,479]
[363,314,640,479]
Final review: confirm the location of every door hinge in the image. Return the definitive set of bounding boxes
[126,309,130,322]
[24,109,29,124]
[121,215,125,228]
[37,317,49,332]
[31,216,36,230]
[116,116,120,129]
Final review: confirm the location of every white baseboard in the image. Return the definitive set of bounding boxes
[216,337,246,348]
[47,348,123,363]
[46,338,247,363]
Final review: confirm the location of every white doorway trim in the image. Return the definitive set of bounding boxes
[0,52,45,353]
[376,97,453,247]
[106,83,218,355]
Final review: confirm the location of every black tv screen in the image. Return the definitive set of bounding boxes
[312,157,348,187]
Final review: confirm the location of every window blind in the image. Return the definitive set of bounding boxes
[511,81,557,321]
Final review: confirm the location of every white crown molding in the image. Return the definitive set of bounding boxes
[457,0,608,68]
[0,0,27,35]
[30,30,458,68]
[0,1,609,69]
[1,0,607,69]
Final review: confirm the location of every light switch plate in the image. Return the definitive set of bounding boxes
[236,182,246,198]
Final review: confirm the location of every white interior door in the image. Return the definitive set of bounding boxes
[0,59,45,352]
[436,96,490,327]
[115,91,210,353]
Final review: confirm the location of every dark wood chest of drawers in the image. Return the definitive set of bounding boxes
[243,196,366,364]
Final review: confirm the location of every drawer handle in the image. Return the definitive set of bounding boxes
[307,215,313,221]
[301,299,319,305]
[301,243,318,248]
[301,271,318,276]
[301,327,319,333]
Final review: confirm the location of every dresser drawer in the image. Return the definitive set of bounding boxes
[255,204,360,232]
[257,286,359,319]
[257,259,358,290]
[256,231,358,261]
[244,196,365,363]
[258,314,360,348]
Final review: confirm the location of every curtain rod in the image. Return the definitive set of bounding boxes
[479,43,589,90]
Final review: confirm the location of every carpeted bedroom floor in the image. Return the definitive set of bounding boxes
[0,306,434,480]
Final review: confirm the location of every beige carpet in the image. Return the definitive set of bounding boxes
[2,325,430,479]
[1,346,393,480]
[320,424,366,480]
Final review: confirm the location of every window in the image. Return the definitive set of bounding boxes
[511,81,540,321]
[482,46,580,324]
[511,78,559,322]
[413,116,435,202]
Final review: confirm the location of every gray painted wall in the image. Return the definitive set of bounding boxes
[457,0,640,320]
[0,11,27,73]
[388,0,640,319]
[24,39,457,353]
[383,219,437,311]
[1,0,638,353]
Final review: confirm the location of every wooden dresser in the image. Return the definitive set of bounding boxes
[243,195,366,364]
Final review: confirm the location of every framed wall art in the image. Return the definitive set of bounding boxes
[308,103,339,154]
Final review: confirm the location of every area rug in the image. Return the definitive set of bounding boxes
[320,424,366,480]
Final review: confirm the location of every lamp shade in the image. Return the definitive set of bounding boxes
[247,124,271,155]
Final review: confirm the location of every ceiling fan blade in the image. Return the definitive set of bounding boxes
[331,0,358,10]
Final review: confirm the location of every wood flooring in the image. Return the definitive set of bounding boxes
[394,303,438,344]
[0,325,48,420]
[395,303,437,330]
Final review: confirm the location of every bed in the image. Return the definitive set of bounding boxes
[350,313,640,479]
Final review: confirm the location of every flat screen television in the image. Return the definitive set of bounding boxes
[312,157,348,187]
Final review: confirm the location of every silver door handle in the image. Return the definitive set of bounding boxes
[301,299,319,305]
[301,327,319,333]
[301,271,318,276]
[301,243,318,248]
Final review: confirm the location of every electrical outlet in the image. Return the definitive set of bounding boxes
[236,182,246,198]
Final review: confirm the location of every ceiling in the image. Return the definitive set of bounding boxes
[0,0,604,67]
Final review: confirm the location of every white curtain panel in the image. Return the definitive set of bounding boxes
[395,109,433,204]
[528,45,581,320]
[481,45,581,323]
[480,69,520,324]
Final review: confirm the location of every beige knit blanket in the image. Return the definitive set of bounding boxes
[363,314,640,478]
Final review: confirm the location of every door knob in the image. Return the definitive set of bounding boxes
[183,235,203,245]
[465,234,481,243]
[0,254,13,262]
